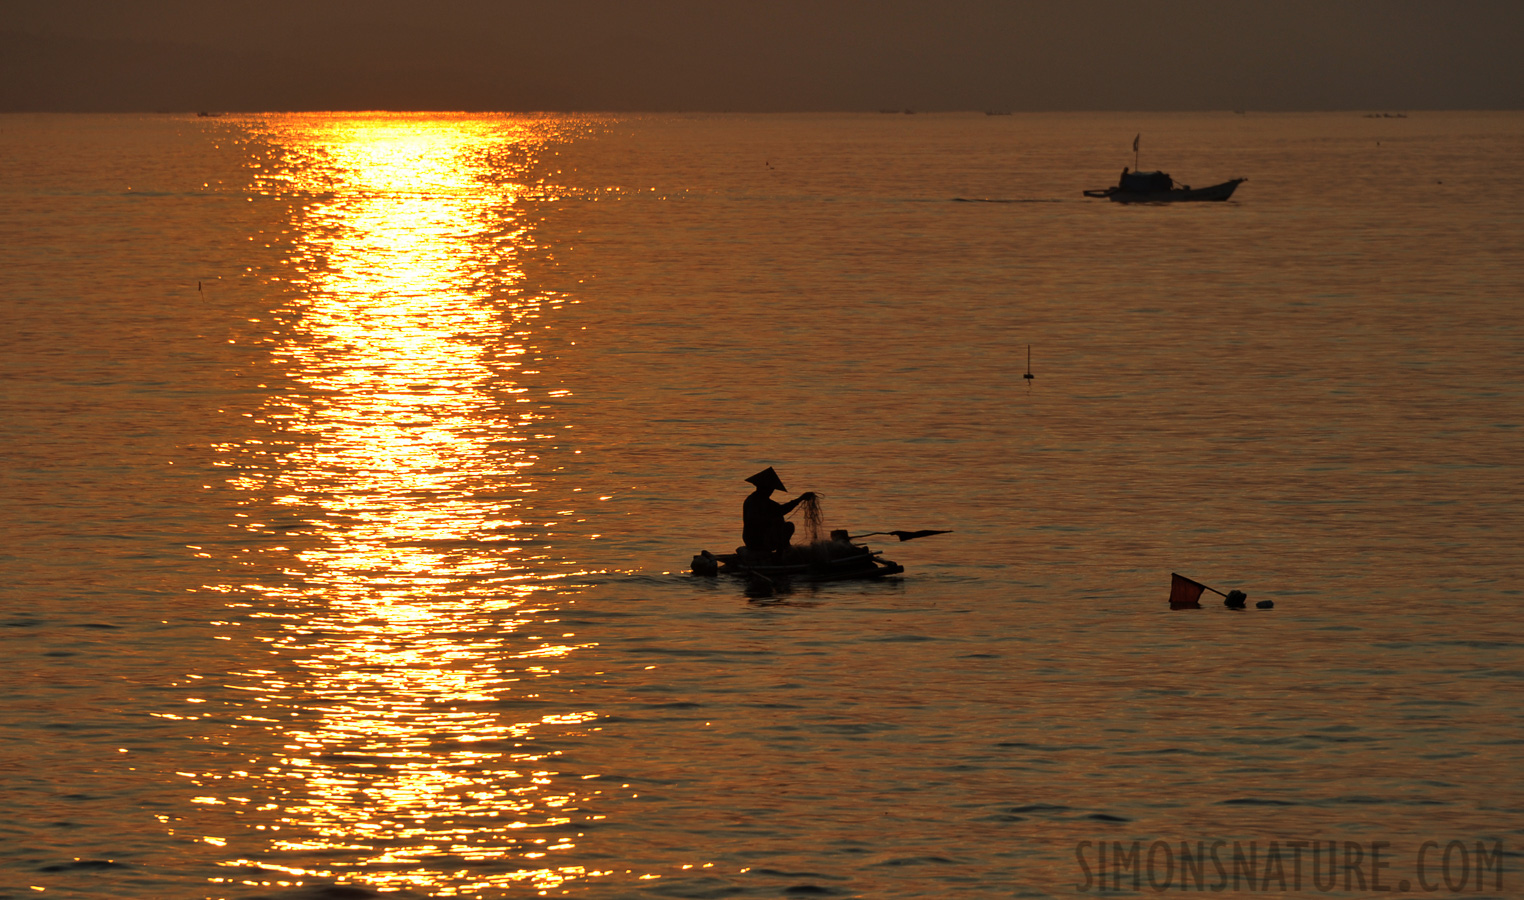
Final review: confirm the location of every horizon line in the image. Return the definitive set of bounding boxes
[6,107,1517,116]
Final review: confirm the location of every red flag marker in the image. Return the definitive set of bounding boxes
[1168,573,1249,609]
[1168,572,1208,609]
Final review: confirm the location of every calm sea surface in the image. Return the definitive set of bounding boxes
[2,112,1522,899]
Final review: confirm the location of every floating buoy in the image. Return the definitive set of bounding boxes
[1167,574,1261,610]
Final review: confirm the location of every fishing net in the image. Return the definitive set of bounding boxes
[795,493,826,545]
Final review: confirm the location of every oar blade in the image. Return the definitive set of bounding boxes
[889,529,952,541]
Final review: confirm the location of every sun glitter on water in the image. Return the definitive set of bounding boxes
[177,114,609,896]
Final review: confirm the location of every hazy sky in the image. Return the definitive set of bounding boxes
[3,0,1522,112]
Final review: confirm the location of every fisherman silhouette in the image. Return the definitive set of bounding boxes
[741,467,815,557]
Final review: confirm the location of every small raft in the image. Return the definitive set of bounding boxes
[691,538,904,586]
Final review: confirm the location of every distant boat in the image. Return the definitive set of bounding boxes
[1084,169,1245,203]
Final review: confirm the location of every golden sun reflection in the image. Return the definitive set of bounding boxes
[189,115,605,896]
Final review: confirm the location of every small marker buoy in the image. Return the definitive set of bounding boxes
[1256,599,1274,609]
[1023,344,1034,381]
[1167,574,1253,611]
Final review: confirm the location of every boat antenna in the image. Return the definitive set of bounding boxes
[1133,133,1140,171]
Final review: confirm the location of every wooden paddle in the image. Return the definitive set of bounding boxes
[847,529,952,542]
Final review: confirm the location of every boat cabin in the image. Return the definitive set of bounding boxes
[1121,170,1174,192]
